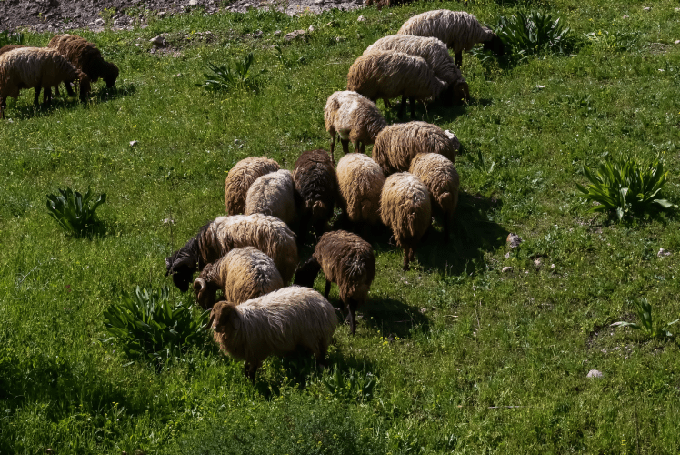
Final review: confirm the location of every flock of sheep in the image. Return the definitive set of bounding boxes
[0,9,505,380]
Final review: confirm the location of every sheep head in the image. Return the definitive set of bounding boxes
[209,301,239,333]
[293,256,322,289]
[484,34,506,58]
[103,62,119,88]
[165,254,197,292]
[193,274,219,309]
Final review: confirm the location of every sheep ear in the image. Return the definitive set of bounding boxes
[194,278,206,293]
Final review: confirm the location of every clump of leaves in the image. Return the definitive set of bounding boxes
[492,11,573,62]
[46,187,106,237]
[611,299,678,340]
[0,31,24,47]
[576,156,675,220]
[321,366,377,402]
[199,53,264,92]
[103,286,211,366]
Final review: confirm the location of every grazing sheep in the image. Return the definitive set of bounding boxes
[372,121,459,175]
[0,47,90,118]
[47,35,119,90]
[294,230,375,335]
[224,156,280,215]
[244,169,297,227]
[364,35,469,105]
[324,90,386,164]
[346,51,447,119]
[336,153,385,226]
[165,214,298,292]
[0,45,26,57]
[380,173,432,270]
[293,149,337,239]
[409,153,460,241]
[209,287,337,380]
[194,247,284,309]
[397,10,505,67]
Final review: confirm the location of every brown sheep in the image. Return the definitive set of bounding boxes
[294,230,375,335]
[47,35,119,90]
[380,172,432,270]
[224,156,280,215]
[194,247,284,309]
[409,153,460,241]
[372,121,459,175]
[324,90,386,164]
[293,149,337,239]
[210,287,337,381]
[336,153,385,226]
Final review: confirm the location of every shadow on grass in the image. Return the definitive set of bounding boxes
[91,82,136,102]
[362,295,430,339]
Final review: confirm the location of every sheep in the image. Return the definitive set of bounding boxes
[47,35,119,92]
[409,153,460,241]
[346,51,447,119]
[380,172,432,270]
[224,156,280,215]
[0,47,90,118]
[397,10,505,67]
[209,287,337,381]
[336,153,385,227]
[364,35,469,105]
[294,230,375,335]
[372,121,460,175]
[165,214,298,293]
[244,169,297,227]
[293,149,337,240]
[324,90,386,164]
[0,45,26,57]
[193,247,284,309]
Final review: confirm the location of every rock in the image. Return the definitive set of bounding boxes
[504,252,510,259]
[308,25,315,32]
[274,30,281,36]
[357,15,366,22]
[157,11,166,17]
[150,35,166,46]
[534,258,542,268]
[675,40,680,45]
[284,30,305,42]
[234,139,240,144]
[586,369,603,379]
[335,36,344,42]
[189,0,198,5]
[502,267,513,273]
[253,30,263,37]
[657,248,671,257]
[643,6,651,11]
[94,18,105,26]
[506,233,523,249]
[314,0,324,4]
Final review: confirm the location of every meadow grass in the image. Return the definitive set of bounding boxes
[2,0,680,452]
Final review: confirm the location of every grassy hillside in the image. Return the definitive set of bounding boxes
[2,0,680,453]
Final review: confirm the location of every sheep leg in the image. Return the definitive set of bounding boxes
[455,51,463,68]
[43,86,52,106]
[324,279,331,298]
[54,85,61,97]
[410,97,416,119]
[64,82,75,97]
[33,86,41,107]
[0,96,5,118]
[347,301,357,336]
[340,139,350,155]
[330,133,336,165]
[397,95,407,119]
[315,341,328,369]
[444,215,451,243]
[403,247,411,271]
[359,142,366,155]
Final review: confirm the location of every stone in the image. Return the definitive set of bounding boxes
[129,140,138,147]
[357,15,366,22]
[150,35,166,46]
[675,40,680,45]
[506,233,523,249]
[157,11,166,17]
[308,25,315,32]
[189,0,198,5]
[253,30,263,37]
[274,30,281,36]
[284,30,306,42]
[314,0,324,4]
[335,36,344,42]
[643,6,651,11]
[657,248,671,257]
[94,18,105,26]
[502,267,513,273]
[586,369,603,379]
[534,258,542,268]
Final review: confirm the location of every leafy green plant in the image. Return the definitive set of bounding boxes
[321,366,377,402]
[46,187,106,237]
[611,299,679,340]
[199,53,264,92]
[0,31,24,47]
[103,286,211,365]
[495,11,573,59]
[576,156,675,220]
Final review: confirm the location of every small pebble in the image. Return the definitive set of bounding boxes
[657,248,671,257]
[308,25,316,32]
[586,369,604,379]
[357,15,366,22]
[502,267,513,273]
[675,40,680,45]
[129,140,138,147]
[643,6,651,11]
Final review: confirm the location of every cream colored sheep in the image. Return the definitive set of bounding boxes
[336,153,385,226]
[225,157,280,215]
[244,169,296,227]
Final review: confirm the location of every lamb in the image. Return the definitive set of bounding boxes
[224,156,280,215]
[294,230,375,335]
[380,172,432,270]
[409,153,460,241]
[244,169,296,227]
[372,121,460,175]
[346,51,447,119]
[364,35,469,105]
[47,35,119,91]
[397,10,505,67]
[336,153,385,227]
[193,247,284,309]
[0,47,90,118]
[293,149,337,238]
[165,214,298,292]
[324,90,386,164]
[209,287,337,380]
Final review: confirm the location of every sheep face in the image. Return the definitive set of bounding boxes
[440,82,469,106]
[165,254,197,293]
[194,276,219,309]
[103,62,119,88]
[293,257,322,289]
[484,34,506,58]
[209,301,238,332]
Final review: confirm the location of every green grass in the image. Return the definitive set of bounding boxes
[2,0,680,453]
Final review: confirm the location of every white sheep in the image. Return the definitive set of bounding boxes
[336,153,386,227]
[244,169,297,227]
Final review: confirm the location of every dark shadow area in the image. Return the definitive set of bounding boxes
[361,296,430,339]
[91,82,136,102]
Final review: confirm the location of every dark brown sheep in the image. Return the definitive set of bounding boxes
[47,35,119,92]
[294,230,375,335]
[293,149,338,239]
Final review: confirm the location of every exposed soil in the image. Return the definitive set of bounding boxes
[0,0,362,33]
